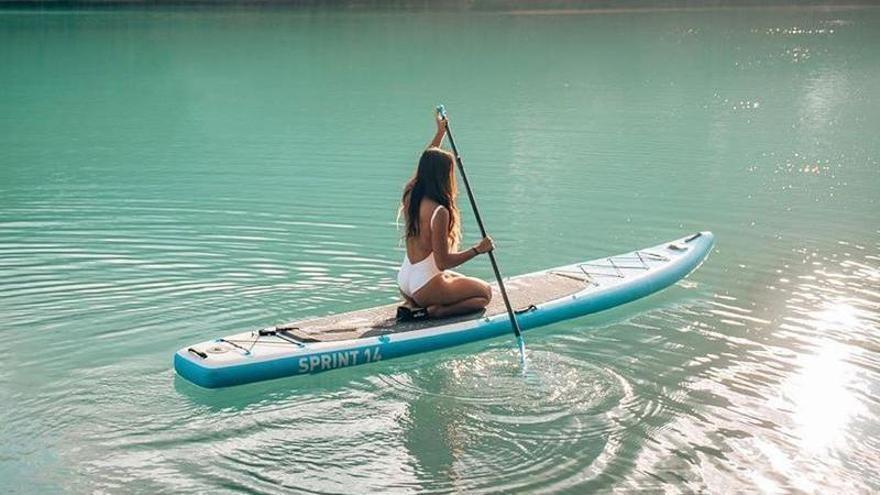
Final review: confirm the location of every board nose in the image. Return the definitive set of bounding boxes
[700,231,715,248]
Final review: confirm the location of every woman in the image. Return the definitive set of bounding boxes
[397,114,494,321]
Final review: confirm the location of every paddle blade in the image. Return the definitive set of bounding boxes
[435,104,447,120]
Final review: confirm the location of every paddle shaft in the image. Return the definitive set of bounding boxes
[440,118,523,340]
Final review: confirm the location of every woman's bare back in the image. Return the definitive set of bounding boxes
[404,197,441,264]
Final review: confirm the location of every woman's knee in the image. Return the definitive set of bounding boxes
[481,281,493,301]
[465,278,492,301]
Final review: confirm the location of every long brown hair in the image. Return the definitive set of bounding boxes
[400,147,461,249]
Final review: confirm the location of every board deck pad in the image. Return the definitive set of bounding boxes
[280,272,589,342]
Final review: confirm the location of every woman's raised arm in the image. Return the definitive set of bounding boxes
[429,112,447,148]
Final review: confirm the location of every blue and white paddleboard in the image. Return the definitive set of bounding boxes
[174,232,714,388]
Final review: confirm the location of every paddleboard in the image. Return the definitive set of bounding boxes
[174,231,714,388]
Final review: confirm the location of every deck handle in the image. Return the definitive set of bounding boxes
[188,348,208,359]
[685,232,703,243]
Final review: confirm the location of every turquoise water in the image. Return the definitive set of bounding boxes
[1,6,878,493]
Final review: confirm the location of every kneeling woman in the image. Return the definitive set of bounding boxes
[397,117,494,320]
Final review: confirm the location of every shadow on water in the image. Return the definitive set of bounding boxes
[171,359,387,412]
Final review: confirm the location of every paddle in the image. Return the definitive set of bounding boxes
[436,105,527,362]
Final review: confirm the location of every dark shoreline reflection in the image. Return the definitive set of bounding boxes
[2,0,878,11]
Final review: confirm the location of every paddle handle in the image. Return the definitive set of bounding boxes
[436,106,523,340]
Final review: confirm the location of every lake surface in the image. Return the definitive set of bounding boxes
[1,6,878,493]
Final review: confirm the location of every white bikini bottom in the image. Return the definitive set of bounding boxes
[398,252,443,299]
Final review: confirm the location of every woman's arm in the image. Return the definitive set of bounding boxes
[429,112,447,148]
[430,207,493,270]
